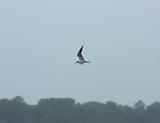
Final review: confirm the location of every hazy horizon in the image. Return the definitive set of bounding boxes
[0,0,160,106]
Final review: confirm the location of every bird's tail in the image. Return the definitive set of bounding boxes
[85,61,91,63]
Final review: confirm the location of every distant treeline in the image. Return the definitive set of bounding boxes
[0,96,160,123]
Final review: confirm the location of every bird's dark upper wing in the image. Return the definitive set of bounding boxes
[77,45,84,60]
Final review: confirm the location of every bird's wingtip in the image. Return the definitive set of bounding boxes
[79,45,84,49]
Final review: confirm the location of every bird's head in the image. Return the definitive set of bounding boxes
[75,61,79,64]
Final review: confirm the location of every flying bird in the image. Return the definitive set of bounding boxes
[75,45,90,65]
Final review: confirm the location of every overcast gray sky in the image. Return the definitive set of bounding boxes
[0,0,160,105]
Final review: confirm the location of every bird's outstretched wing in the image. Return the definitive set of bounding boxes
[77,45,85,61]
